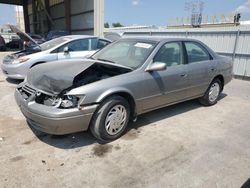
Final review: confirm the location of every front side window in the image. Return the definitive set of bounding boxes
[40,37,70,51]
[92,40,156,69]
[57,39,90,52]
[185,42,211,63]
[153,42,183,67]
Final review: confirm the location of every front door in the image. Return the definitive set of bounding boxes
[142,42,189,111]
[57,39,94,60]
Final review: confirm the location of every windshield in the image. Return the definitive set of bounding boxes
[40,37,70,51]
[92,40,157,69]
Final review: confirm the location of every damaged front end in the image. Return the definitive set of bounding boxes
[22,59,132,109]
[35,93,85,109]
[17,83,85,110]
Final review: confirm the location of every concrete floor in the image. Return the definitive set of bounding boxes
[0,52,250,188]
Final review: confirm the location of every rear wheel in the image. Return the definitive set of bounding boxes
[90,96,130,141]
[199,78,222,106]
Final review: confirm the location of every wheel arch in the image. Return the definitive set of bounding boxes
[30,61,46,68]
[213,74,224,91]
[97,89,137,119]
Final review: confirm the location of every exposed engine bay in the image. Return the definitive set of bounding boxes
[23,61,132,108]
[72,63,131,88]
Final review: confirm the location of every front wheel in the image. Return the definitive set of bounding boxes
[90,96,130,141]
[199,78,222,106]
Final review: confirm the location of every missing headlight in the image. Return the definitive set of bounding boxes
[60,95,78,108]
[35,93,62,107]
[35,92,84,109]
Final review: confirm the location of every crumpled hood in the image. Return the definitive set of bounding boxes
[27,59,95,95]
[26,59,132,95]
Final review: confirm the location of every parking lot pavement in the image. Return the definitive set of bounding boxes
[0,52,250,188]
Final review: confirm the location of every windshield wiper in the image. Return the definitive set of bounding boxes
[97,58,116,64]
[96,58,133,70]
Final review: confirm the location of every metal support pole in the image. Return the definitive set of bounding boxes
[31,0,37,33]
[38,0,54,28]
[23,1,30,33]
[233,29,240,62]
[44,0,51,32]
[64,0,71,33]
[94,0,104,36]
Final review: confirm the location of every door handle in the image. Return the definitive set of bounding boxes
[180,74,187,77]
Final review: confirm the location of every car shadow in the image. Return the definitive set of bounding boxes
[241,178,250,188]
[6,78,23,85]
[28,124,98,149]
[29,93,227,149]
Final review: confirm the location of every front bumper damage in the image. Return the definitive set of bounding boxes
[15,83,98,135]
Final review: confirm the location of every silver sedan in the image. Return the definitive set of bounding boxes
[1,35,110,79]
[15,37,233,141]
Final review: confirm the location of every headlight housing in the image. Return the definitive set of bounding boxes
[60,95,85,109]
[12,57,29,64]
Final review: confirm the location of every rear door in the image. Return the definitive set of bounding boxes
[142,42,189,111]
[57,39,92,60]
[184,41,216,97]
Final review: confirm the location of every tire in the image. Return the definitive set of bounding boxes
[199,78,222,106]
[0,46,6,51]
[90,96,130,141]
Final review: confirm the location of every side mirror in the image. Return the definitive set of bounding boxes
[146,62,167,72]
[63,46,69,54]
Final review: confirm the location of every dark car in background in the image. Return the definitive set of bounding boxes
[6,35,23,50]
[46,30,70,41]
[0,34,6,51]
[3,25,43,58]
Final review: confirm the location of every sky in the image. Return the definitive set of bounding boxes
[105,0,250,26]
[0,0,250,26]
[0,4,15,26]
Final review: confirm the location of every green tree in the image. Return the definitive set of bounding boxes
[112,22,124,27]
[104,22,110,28]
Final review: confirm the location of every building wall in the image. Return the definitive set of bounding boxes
[24,0,103,36]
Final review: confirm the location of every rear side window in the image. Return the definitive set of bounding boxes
[185,42,210,63]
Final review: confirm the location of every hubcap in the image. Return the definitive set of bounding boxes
[209,82,220,102]
[105,105,127,136]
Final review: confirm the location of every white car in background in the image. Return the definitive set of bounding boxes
[1,34,111,80]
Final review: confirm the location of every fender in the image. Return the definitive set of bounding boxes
[96,87,135,103]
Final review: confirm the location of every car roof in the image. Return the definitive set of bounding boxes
[61,35,111,41]
[122,36,201,43]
